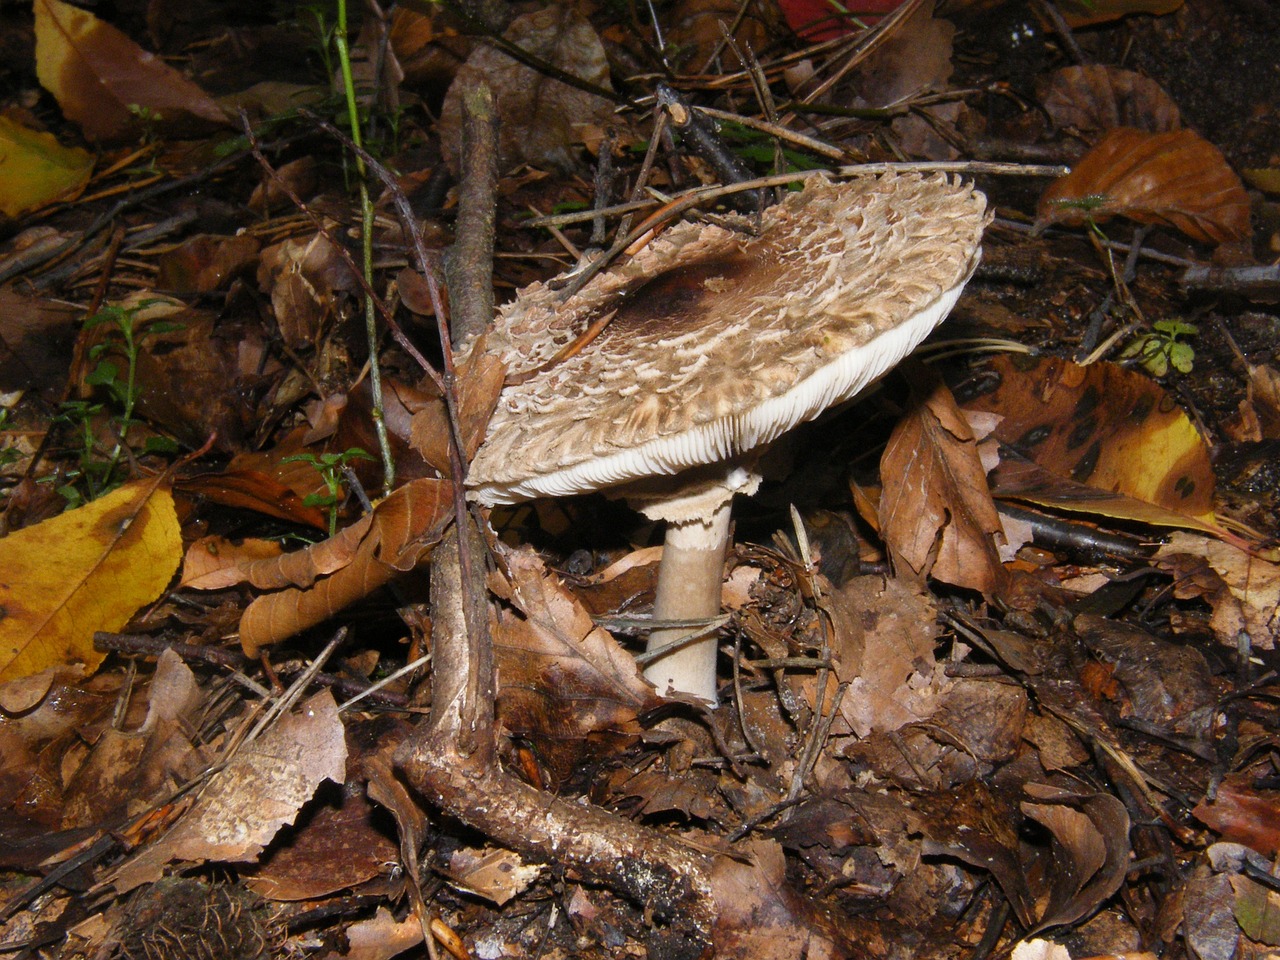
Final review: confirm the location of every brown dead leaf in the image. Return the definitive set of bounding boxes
[243,782,398,901]
[1036,128,1251,244]
[1194,774,1280,858]
[1020,783,1131,934]
[710,839,846,959]
[111,690,347,893]
[0,286,82,402]
[175,470,329,530]
[257,233,360,350]
[826,575,945,738]
[155,235,261,294]
[880,369,1007,595]
[61,649,204,829]
[1154,532,1279,649]
[961,355,1223,534]
[34,0,229,141]
[438,5,615,174]
[492,545,661,784]
[0,478,182,683]
[1039,65,1181,141]
[1057,0,1183,27]
[182,478,453,655]
[410,342,506,472]
[327,906,423,960]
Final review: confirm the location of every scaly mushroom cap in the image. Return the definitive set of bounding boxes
[466,173,989,505]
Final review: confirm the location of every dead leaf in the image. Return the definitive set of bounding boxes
[1194,774,1280,858]
[34,0,229,141]
[60,650,203,830]
[0,287,82,402]
[174,470,329,530]
[961,354,1224,534]
[438,5,615,174]
[1057,0,1183,27]
[1156,534,1280,650]
[880,369,1007,595]
[1020,783,1131,934]
[0,114,93,219]
[492,545,661,784]
[243,783,398,901]
[826,575,946,738]
[326,906,424,960]
[1039,65,1181,141]
[1035,128,1251,244]
[257,233,360,350]
[0,479,181,683]
[710,839,845,959]
[182,478,454,655]
[111,689,347,893]
[155,235,262,294]
[410,342,506,472]
[441,846,542,906]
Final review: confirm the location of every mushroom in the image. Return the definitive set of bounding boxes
[464,173,988,704]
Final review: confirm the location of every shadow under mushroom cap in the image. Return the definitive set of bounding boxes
[466,173,990,506]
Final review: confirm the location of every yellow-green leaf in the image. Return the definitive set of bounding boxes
[0,114,93,219]
[0,480,181,683]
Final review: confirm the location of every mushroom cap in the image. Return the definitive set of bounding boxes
[466,173,988,506]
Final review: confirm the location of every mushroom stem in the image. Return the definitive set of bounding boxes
[644,497,732,705]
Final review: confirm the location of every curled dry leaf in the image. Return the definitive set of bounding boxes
[879,367,1007,596]
[1036,128,1251,244]
[182,478,453,655]
[1154,532,1278,650]
[1039,65,1181,141]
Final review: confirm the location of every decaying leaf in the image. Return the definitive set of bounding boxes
[437,5,615,173]
[1057,0,1183,27]
[880,369,1007,595]
[34,0,229,141]
[410,343,506,472]
[961,354,1223,534]
[1154,532,1279,649]
[257,233,360,350]
[111,689,347,893]
[0,115,93,220]
[1194,774,1280,858]
[492,545,661,783]
[1019,783,1131,934]
[1039,65,1181,141]
[0,479,182,683]
[242,784,399,901]
[182,478,454,655]
[1035,128,1251,244]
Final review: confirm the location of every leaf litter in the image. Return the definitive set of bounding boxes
[0,1,1279,959]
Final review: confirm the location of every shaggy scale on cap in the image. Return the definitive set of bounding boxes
[465,173,988,506]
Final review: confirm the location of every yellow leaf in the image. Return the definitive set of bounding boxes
[0,115,93,219]
[0,480,181,683]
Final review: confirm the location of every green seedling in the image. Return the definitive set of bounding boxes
[281,447,375,536]
[54,300,182,503]
[1120,318,1198,377]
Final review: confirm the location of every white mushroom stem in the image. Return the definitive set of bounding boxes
[633,466,760,706]
[644,497,733,705]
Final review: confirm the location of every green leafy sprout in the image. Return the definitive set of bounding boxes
[1120,319,1198,377]
[281,447,376,536]
[54,300,181,504]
